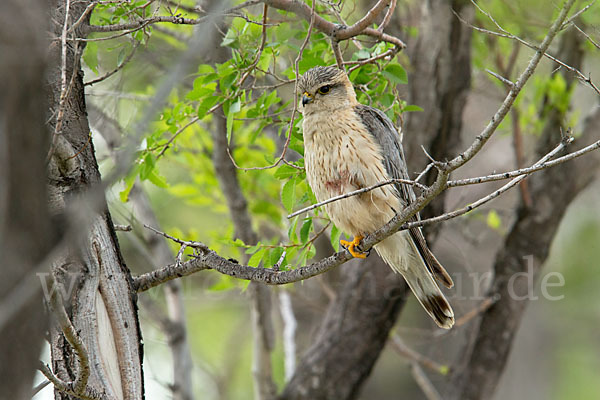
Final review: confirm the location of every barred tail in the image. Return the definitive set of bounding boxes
[375,232,454,329]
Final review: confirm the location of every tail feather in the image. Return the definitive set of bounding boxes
[375,232,454,329]
[409,227,454,288]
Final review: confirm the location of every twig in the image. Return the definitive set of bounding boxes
[227,0,317,171]
[561,0,597,28]
[143,224,210,252]
[331,37,344,68]
[448,0,576,172]
[485,69,514,88]
[157,115,200,159]
[378,0,396,33]
[287,178,427,219]
[262,0,405,49]
[114,224,132,231]
[573,23,600,50]
[333,0,391,40]
[390,334,449,375]
[447,136,600,187]
[457,1,600,96]
[131,0,582,291]
[406,136,573,230]
[31,380,51,397]
[454,295,499,328]
[47,0,74,161]
[415,162,434,183]
[84,41,140,86]
[66,132,93,160]
[237,4,269,87]
[411,363,443,400]
[69,1,97,33]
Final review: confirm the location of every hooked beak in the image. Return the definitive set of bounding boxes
[302,92,314,106]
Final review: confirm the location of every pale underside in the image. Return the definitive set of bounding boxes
[302,107,419,273]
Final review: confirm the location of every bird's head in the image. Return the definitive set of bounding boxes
[298,66,357,115]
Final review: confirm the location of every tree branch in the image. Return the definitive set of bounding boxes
[262,0,405,49]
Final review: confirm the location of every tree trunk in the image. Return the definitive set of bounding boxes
[0,0,53,398]
[46,1,144,398]
[448,25,600,400]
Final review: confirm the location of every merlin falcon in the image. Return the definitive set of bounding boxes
[298,66,454,329]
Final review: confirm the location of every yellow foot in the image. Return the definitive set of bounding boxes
[340,235,367,259]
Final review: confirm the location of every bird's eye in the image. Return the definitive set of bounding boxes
[317,85,331,94]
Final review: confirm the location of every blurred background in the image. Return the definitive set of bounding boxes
[28,0,600,399]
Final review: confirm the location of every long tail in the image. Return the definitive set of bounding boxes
[375,231,454,329]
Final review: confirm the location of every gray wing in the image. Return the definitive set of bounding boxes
[354,105,453,288]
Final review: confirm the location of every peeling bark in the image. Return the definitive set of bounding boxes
[46,1,143,398]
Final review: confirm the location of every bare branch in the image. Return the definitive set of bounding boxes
[402,135,573,231]
[238,4,269,87]
[262,0,405,49]
[390,334,449,375]
[447,135,599,187]
[227,0,317,171]
[84,41,139,86]
[573,23,600,50]
[561,0,597,28]
[131,0,582,297]
[287,178,427,219]
[411,363,443,400]
[456,1,600,96]
[335,0,390,39]
[378,0,396,33]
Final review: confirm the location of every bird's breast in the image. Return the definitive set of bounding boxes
[302,114,352,201]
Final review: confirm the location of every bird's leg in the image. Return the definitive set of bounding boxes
[340,235,367,259]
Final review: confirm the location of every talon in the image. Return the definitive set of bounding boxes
[340,235,367,259]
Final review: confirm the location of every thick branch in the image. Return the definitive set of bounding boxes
[262,0,405,48]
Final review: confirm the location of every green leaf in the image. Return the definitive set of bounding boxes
[288,215,300,242]
[330,224,342,251]
[383,63,408,84]
[208,275,235,291]
[402,104,424,113]
[248,248,266,267]
[281,177,297,213]
[487,210,502,230]
[226,98,241,144]
[119,176,135,203]
[274,164,297,180]
[231,238,246,247]
[245,242,263,254]
[139,153,155,180]
[300,218,312,243]
[147,169,168,188]
[117,48,126,66]
[268,247,285,267]
[83,41,99,74]
[197,96,220,119]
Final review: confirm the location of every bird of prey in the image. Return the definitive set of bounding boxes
[298,66,454,329]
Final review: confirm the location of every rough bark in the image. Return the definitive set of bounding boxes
[403,0,473,228]
[46,1,143,398]
[280,259,409,400]
[0,0,53,398]
[448,25,599,400]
